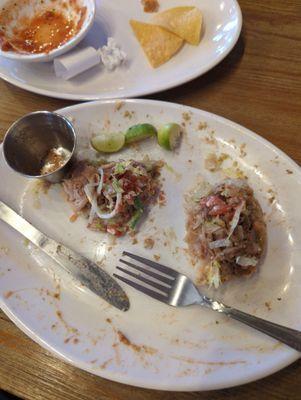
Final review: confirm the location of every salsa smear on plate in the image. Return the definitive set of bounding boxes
[186,180,266,288]
[0,1,86,54]
[63,159,162,236]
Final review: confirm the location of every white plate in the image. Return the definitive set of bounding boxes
[0,0,242,100]
[0,99,300,391]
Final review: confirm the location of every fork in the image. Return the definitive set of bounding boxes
[114,251,301,352]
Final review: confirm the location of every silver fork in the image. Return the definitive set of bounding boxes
[114,251,301,352]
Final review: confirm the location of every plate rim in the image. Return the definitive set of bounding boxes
[1,98,300,391]
[0,0,242,101]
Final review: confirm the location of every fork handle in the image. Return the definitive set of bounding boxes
[213,303,301,352]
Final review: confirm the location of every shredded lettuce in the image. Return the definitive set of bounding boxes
[128,208,143,230]
[113,163,126,175]
[134,196,143,210]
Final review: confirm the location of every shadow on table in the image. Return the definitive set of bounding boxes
[149,29,246,103]
[0,391,19,400]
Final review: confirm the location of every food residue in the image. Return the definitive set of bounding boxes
[4,290,13,299]
[239,143,247,158]
[198,122,208,131]
[144,237,155,249]
[0,4,86,54]
[123,110,135,119]
[141,0,159,13]
[204,153,229,172]
[117,330,157,355]
[182,112,191,122]
[40,147,71,175]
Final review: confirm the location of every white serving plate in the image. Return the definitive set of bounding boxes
[0,99,300,391]
[0,0,242,100]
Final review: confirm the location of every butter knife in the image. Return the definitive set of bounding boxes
[0,200,130,311]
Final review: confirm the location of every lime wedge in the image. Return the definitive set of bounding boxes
[91,132,125,153]
[157,123,181,150]
[125,123,157,144]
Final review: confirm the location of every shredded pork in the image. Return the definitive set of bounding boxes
[186,180,266,287]
[62,159,162,237]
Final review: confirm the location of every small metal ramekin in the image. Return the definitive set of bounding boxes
[3,111,76,183]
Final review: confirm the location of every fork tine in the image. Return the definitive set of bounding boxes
[123,251,178,278]
[113,273,168,303]
[119,258,174,285]
[116,266,170,293]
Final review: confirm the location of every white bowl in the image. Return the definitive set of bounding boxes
[0,0,95,62]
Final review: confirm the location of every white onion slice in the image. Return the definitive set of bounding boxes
[227,201,245,239]
[97,168,104,195]
[84,184,122,220]
[236,256,258,267]
[209,238,231,249]
[84,182,98,224]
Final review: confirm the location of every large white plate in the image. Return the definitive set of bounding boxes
[0,99,300,391]
[0,0,242,100]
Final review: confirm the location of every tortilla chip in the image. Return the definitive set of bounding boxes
[130,20,183,68]
[152,6,202,45]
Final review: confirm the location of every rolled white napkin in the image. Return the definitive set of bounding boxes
[54,38,126,80]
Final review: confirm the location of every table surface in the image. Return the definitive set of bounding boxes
[0,0,301,399]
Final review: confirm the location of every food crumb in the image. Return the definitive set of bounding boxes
[215,321,219,324]
[198,122,208,130]
[4,290,13,299]
[69,213,78,222]
[153,254,161,261]
[239,143,247,158]
[158,190,166,207]
[123,110,135,119]
[144,237,155,249]
[286,169,293,174]
[204,153,229,172]
[114,101,124,111]
[141,0,159,12]
[264,301,272,311]
[0,246,9,255]
[106,318,112,324]
[182,112,191,122]
[223,164,247,179]
[277,297,282,301]
[132,238,138,245]
[203,135,217,146]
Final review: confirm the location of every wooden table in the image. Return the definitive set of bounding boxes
[0,1,300,399]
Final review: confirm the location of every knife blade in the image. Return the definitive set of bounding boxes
[0,200,130,311]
